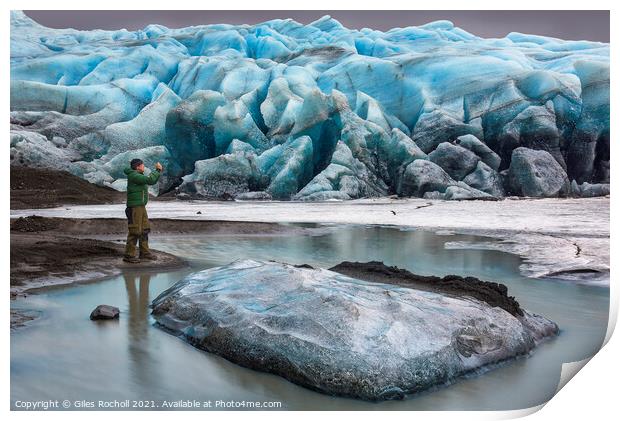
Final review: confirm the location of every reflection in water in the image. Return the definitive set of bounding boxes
[155,227,523,282]
[10,225,609,410]
[123,271,153,391]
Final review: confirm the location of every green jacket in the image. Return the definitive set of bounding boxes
[124,167,161,207]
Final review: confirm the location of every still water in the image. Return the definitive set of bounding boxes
[10,224,609,410]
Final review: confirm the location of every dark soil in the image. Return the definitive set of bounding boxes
[10,166,124,209]
[11,215,312,237]
[10,216,313,297]
[330,261,523,317]
[11,215,62,232]
[10,233,186,292]
[10,309,40,330]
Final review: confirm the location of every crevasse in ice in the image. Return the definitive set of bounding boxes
[10,11,609,200]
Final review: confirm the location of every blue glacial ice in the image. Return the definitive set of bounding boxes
[151,259,559,400]
[10,11,609,200]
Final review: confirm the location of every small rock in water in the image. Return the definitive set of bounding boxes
[90,305,120,320]
[196,211,202,214]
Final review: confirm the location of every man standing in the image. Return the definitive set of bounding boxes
[123,159,163,263]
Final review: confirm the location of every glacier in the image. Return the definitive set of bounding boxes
[10,11,609,200]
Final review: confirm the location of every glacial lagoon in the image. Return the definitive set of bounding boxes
[10,224,608,410]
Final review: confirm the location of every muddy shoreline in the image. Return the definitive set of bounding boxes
[10,216,318,299]
[10,232,187,295]
[11,215,316,237]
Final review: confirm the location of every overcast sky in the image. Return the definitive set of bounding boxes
[23,10,609,42]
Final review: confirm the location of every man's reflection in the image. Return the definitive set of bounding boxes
[123,271,153,388]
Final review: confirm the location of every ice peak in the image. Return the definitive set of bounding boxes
[420,20,455,31]
[309,14,345,32]
[10,10,41,28]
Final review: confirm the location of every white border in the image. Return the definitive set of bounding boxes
[3,1,616,420]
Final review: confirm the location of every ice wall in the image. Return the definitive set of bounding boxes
[10,11,610,200]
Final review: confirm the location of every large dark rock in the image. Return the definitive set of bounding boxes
[412,110,483,154]
[455,134,501,171]
[398,159,454,197]
[463,161,505,197]
[428,142,480,181]
[177,153,260,199]
[151,260,558,401]
[507,147,569,197]
[444,183,496,201]
[496,103,565,170]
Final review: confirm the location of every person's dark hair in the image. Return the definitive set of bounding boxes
[130,158,144,169]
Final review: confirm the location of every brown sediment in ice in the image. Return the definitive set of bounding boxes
[330,260,523,317]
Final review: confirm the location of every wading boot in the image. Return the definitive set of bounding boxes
[139,253,158,261]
